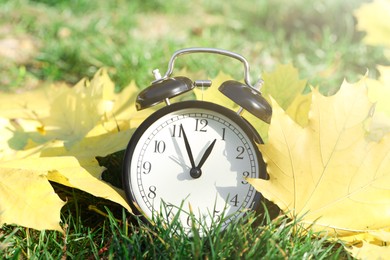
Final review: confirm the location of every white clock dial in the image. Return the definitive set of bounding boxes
[123,101,265,232]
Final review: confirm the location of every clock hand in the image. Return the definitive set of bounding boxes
[181,125,196,169]
[196,139,217,170]
[189,139,217,179]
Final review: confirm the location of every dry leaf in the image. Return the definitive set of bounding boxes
[0,168,65,231]
[366,66,390,141]
[0,69,141,230]
[348,240,390,260]
[245,64,308,139]
[248,77,390,236]
[285,91,312,127]
[1,156,129,209]
[341,229,390,246]
[354,0,390,50]
[261,63,308,110]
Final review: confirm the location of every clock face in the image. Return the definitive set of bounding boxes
[123,101,266,232]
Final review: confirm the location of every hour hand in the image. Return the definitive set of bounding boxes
[196,139,217,170]
[188,139,217,179]
[181,125,196,169]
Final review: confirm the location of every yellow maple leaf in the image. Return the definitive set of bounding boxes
[341,229,390,245]
[248,77,390,237]
[246,64,309,139]
[285,91,312,127]
[348,240,390,260]
[0,168,65,231]
[261,63,308,110]
[366,66,390,141]
[0,69,147,153]
[0,156,130,212]
[0,84,53,119]
[355,0,390,51]
[0,69,140,230]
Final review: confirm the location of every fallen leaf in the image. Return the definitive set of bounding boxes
[0,69,140,230]
[0,69,147,152]
[261,63,308,110]
[354,0,390,50]
[348,240,390,260]
[366,66,390,141]
[341,228,390,258]
[285,91,312,127]
[246,64,309,139]
[248,77,390,236]
[0,84,53,119]
[342,229,390,246]
[0,156,130,211]
[0,168,65,231]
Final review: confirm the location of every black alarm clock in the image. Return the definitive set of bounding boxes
[122,47,272,233]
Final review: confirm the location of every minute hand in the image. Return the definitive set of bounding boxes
[181,126,196,169]
[196,139,217,169]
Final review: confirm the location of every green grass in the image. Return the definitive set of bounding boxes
[0,0,388,93]
[1,0,388,258]
[0,186,350,259]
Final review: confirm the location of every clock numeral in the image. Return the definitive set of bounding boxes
[230,194,240,207]
[236,146,245,159]
[163,203,175,220]
[221,128,226,141]
[186,214,193,227]
[241,171,250,184]
[147,186,157,199]
[142,161,152,174]
[154,140,166,153]
[195,119,208,132]
[171,124,184,138]
[213,209,222,223]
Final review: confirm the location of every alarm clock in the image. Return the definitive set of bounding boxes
[122,47,272,233]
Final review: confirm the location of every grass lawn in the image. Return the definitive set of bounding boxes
[1,0,388,258]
